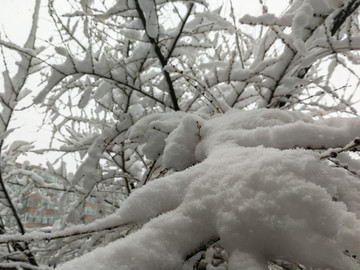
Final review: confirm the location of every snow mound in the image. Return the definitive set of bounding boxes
[196,109,360,160]
[163,114,204,171]
[58,109,360,270]
[127,111,187,160]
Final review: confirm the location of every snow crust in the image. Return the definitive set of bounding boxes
[58,109,360,270]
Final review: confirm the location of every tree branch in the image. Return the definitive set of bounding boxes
[331,0,360,35]
[135,0,180,111]
[0,222,135,244]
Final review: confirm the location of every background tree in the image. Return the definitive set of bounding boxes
[0,0,42,267]
[0,0,360,269]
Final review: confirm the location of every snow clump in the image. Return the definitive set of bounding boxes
[58,109,360,270]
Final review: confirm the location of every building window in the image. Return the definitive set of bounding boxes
[42,216,48,224]
[34,215,42,223]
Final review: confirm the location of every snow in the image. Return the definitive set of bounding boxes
[80,0,94,11]
[55,109,360,270]
[104,0,136,18]
[196,109,360,160]
[94,54,114,77]
[54,46,69,57]
[163,114,203,171]
[75,50,94,74]
[324,0,349,9]
[291,3,313,54]
[71,119,132,189]
[33,54,78,104]
[78,85,92,109]
[2,0,360,266]
[240,13,292,27]
[138,0,158,39]
[127,112,187,160]
[228,250,264,269]
[93,81,112,100]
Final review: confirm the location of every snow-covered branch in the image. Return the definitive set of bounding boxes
[1,0,360,269]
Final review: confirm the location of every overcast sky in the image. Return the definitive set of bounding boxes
[0,0,66,169]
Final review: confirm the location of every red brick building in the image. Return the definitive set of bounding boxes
[16,164,97,228]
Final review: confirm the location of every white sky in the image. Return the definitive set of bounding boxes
[0,1,68,169]
[0,0,34,44]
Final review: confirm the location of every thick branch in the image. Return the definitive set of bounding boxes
[165,3,194,62]
[135,0,180,111]
[331,0,360,35]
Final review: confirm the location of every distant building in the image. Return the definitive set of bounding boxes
[20,193,56,228]
[15,164,97,229]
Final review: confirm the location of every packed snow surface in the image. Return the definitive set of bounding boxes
[58,109,360,270]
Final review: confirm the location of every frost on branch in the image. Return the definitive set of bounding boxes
[58,109,360,270]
